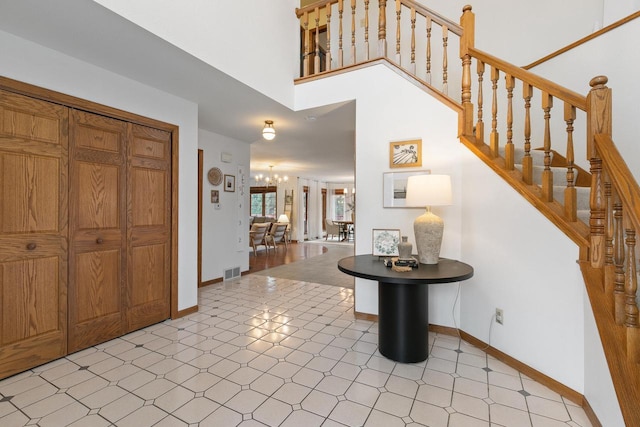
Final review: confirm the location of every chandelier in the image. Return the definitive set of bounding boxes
[254,165,288,187]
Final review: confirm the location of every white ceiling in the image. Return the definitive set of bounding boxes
[0,0,355,183]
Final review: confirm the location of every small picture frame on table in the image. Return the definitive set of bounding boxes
[372,229,401,256]
[224,174,235,192]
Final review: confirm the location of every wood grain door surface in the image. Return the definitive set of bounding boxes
[0,87,172,377]
[0,90,69,378]
[68,110,127,353]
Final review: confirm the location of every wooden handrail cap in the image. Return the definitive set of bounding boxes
[463,5,472,12]
[589,75,608,88]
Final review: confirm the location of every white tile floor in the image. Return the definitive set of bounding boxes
[0,274,593,426]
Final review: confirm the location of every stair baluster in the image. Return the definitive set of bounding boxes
[613,202,626,324]
[425,16,432,84]
[364,0,369,60]
[475,61,484,143]
[604,182,615,299]
[302,12,310,77]
[410,8,416,74]
[564,103,577,221]
[378,0,387,57]
[490,67,499,157]
[442,25,448,95]
[625,227,640,362]
[395,0,401,64]
[522,83,533,184]
[315,7,321,73]
[351,0,356,64]
[541,92,554,201]
[326,5,332,71]
[505,74,515,170]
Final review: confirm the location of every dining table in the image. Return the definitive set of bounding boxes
[332,220,354,241]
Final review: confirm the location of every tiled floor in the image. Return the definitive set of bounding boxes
[0,251,592,426]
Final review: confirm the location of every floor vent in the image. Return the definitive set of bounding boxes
[224,266,241,281]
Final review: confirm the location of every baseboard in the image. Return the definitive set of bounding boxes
[173,304,198,319]
[354,311,378,322]
[199,277,223,287]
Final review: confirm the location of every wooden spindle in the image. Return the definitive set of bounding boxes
[315,7,321,73]
[489,67,499,157]
[475,61,484,143]
[395,0,401,64]
[351,0,356,64]
[378,0,387,57]
[505,74,515,170]
[541,92,554,202]
[624,228,639,325]
[591,157,606,269]
[564,103,577,221]
[410,7,416,74]
[625,226,640,362]
[302,12,310,77]
[442,25,448,95]
[326,4,332,71]
[522,83,533,184]
[338,0,344,68]
[364,0,370,60]
[605,181,615,294]
[613,202,626,323]
[425,17,432,84]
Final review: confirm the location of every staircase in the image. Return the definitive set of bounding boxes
[295,2,640,426]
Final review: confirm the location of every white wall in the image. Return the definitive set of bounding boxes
[199,130,251,279]
[0,30,199,311]
[296,64,463,320]
[93,0,300,109]
[531,19,640,182]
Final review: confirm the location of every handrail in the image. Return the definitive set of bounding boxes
[296,0,339,17]
[594,134,640,231]
[469,47,587,110]
[523,11,640,70]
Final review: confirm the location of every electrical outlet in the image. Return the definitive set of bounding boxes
[495,308,504,325]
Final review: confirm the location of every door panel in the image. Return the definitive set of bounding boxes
[0,89,68,379]
[126,124,170,332]
[68,110,126,353]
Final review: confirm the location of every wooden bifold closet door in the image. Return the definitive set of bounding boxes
[0,85,173,378]
[0,90,69,378]
[68,110,171,353]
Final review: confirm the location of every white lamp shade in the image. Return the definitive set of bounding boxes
[277,214,289,223]
[406,174,452,207]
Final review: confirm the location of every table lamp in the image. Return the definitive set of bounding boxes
[277,214,289,223]
[405,174,452,264]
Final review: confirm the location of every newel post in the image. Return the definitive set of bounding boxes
[587,76,612,268]
[459,5,475,137]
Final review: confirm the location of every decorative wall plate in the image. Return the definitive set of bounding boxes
[207,167,223,186]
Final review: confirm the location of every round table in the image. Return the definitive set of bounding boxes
[338,255,473,363]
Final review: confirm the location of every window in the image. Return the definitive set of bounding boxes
[332,189,346,220]
[250,187,277,217]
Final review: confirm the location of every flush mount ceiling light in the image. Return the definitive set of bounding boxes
[262,120,276,141]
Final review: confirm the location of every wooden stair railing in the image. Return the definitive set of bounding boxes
[296,0,462,98]
[294,3,640,425]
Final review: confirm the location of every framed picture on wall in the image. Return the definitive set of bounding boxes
[224,174,235,192]
[383,170,430,207]
[389,139,422,168]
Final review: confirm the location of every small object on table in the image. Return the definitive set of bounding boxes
[398,235,413,260]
